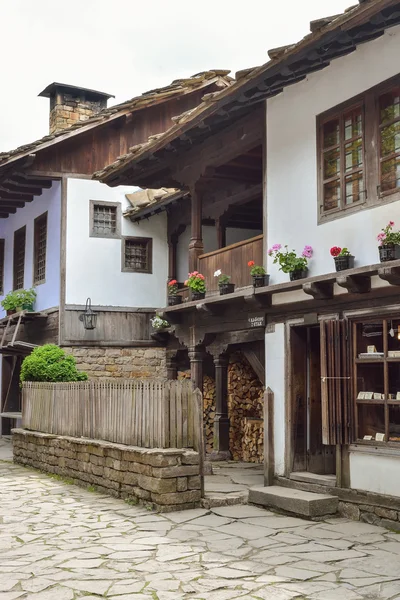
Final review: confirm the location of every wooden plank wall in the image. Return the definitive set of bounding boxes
[198,235,264,292]
[22,380,201,450]
[62,309,152,344]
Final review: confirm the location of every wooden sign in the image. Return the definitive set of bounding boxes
[248,313,266,329]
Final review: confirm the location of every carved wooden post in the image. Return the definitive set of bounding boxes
[214,353,230,454]
[166,354,178,380]
[264,387,275,486]
[168,234,178,281]
[188,346,204,393]
[216,217,226,250]
[188,184,204,272]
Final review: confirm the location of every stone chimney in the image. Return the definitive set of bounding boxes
[38,83,114,134]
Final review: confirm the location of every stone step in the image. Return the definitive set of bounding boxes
[290,471,337,487]
[249,485,338,517]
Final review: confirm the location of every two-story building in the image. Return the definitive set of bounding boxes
[0,71,232,434]
[96,0,400,523]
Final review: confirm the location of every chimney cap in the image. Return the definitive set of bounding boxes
[38,82,114,101]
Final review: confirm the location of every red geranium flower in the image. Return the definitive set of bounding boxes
[168,279,177,286]
[330,246,341,257]
[248,260,255,267]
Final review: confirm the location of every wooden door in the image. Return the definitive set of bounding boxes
[291,327,307,471]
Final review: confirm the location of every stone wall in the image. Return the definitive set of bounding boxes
[338,501,400,532]
[13,429,201,512]
[66,347,167,379]
[50,93,105,134]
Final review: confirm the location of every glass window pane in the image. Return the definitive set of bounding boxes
[345,138,363,171]
[345,172,364,205]
[381,122,400,157]
[344,110,362,140]
[381,156,400,192]
[380,89,400,124]
[323,180,340,211]
[324,148,340,178]
[323,119,340,148]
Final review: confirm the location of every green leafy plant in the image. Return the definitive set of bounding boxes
[1,288,37,312]
[268,244,313,273]
[150,315,170,330]
[1,291,20,312]
[214,269,231,285]
[247,261,266,276]
[185,271,206,294]
[20,344,88,383]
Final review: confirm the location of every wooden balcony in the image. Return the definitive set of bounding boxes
[198,234,264,292]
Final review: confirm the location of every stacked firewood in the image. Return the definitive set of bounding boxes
[227,352,264,463]
[178,370,215,453]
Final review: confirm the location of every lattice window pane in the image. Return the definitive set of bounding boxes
[124,238,151,273]
[379,88,400,193]
[13,227,26,290]
[93,204,117,235]
[0,239,4,295]
[34,213,47,284]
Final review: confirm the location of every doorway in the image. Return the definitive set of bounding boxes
[291,325,335,475]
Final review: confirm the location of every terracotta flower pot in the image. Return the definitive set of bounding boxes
[252,275,270,288]
[6,309,16,316]
[219,283,235,295]
[334,255,355,272]
[190,290,205,302]
[379,244,400,262]
[289,269,308,281]
[168,295,182,306]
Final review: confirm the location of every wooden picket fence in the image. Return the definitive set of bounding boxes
[22,379,203,451]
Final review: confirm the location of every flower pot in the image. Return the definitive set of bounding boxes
[219,283,235,295]
[190,290,206,302]
[22,303,34,312]
[334,255,355,272]
[15,306,23,313]
[379,244,400,262]
[168,295,182,306]
[252,275,270,288]
[289,269,308,281]
[6,309,16,316]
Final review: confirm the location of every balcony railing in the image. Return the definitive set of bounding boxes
[198,234,264,292]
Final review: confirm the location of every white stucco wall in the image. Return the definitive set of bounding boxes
[65,178,168,307]
[265,323,286,476]
[266,25,400,284]
[350,450,400,497]
[0,181,61,315]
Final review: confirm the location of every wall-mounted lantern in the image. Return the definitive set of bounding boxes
[79,298,97,330]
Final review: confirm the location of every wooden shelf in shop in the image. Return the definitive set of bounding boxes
[356,398,385,405]
[356,358,384,364]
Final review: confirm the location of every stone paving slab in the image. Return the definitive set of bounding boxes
[1,456,400,599]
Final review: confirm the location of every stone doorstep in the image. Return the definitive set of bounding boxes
[249,485,338,518]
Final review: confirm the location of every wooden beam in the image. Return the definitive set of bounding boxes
[196,302,224,316]
[378,266,400,286]
[13,174,53,188]
[243,292,271,309]
[336,274,371,294]
[0,189,34,202]
[2,182,43,196]
[0,201,25,208]
[242,349,265,385]
[303,281,334,300]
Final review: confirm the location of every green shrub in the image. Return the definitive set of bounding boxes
[20,344,88,383]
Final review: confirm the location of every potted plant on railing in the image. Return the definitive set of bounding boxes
[151,314,170,331]
[214,270,235,295]
[185,271,206,301]
[167,279,182,306]
[377,221,400,262]
[330,246,355,271]
[16,288,37,312]
[248,261,270,288]
[268,244,313,281]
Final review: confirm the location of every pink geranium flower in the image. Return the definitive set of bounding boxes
[302,245,313,259]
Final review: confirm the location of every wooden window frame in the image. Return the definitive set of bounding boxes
[13,226,26,291]
[33,212,48,286]
[122,237,153,274]
[0,239,4,295]
[317,73,400,224]
[89,200,121,239]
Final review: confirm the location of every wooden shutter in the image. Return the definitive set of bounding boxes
[321,319,353,445]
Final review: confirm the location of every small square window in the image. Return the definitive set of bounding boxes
[90,200,121,238]
[122,237,152,273]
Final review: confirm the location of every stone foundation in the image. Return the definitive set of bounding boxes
[13,429,201,512]
[338,501,400,532]
[66,347,167,379]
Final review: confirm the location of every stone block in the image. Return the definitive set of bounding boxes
[361,512,381,526]
[381,519,400,532]
[138,474,177,494]
[338,502,360,521]
[151,465,199,479]
[375,507,398,521]
[104,467,124,483]
[249,486,338,517]
[89,454,103,466]
[187,475,201,490]
[177,477,188,492]
[139,451,181,468]
[91,465,104,477]
[86,444,105,457]
[182,451,200,465]
[122,472,138,486]
[77,452,90,462]
[105,458,121,470]
[151,490,201,505]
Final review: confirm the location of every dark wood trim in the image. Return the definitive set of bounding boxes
[89,199,122,239]
[33,211,48,286]
[199,234,263,260]
[0,239,4,295]
[121,236,153,274]
[59,177,67,346]
[13,225,26,291]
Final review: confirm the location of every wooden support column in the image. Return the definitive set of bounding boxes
[214,353,230,454]
[216,217,226,249]
[188,346,204,393]
[166,354,178,380]
[188,185,204,272]
[168,234,178,281]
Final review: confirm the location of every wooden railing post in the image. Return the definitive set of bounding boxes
[193,387,205,498]
[264,387,275,486]
[213,353,230,455]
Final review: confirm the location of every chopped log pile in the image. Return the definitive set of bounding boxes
[228,352,264,463]
[177,351,264,462]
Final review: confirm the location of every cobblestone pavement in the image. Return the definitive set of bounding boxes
[1,460,400,599]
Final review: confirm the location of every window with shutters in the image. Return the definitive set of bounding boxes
[352,316,400,445]
[122,237,152,273]
[33,212,47,285]
[318,74,400,223]
[89,200,121,239]
[0,239,4,295]
[13,226,26,290]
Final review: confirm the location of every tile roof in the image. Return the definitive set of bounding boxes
[94,0,398,185]
[124,187,188,220]
[0,70,232,171]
